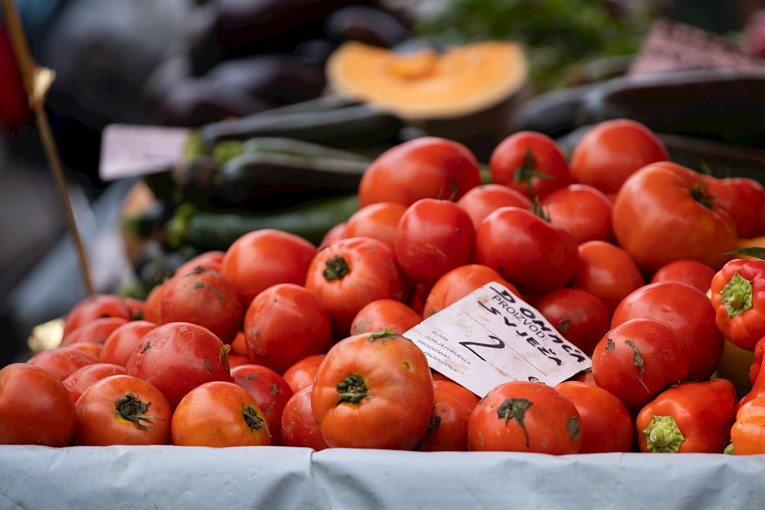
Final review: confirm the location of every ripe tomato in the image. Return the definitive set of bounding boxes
[230,330,248,356]
[420,380,479,452]
[570,240,645,314]
[591,318,689,411]
[63,294,134,338]
[231,364,294,446]
[358,136,482,207]
[63,363,127,404]
[100,320,158,367]
[67,342,103,359]
[243,283,332,374]
[222,229,317,308]
[489,131,572,199]
[282,354,325,393]
[75,374,172,445]
[467,380,582,454]
[312,331,434,449]
[475,206,579,294]
[456,183,532,229]
[61,317,130,347]
[534,288,610,357]
[540,184,614,244]
[319,222,347,250]
[394,199,476,285]
[281,385,328,450]
[650,259,717,294]
[612,162,737,273]
[701,175,765,239]
[0,363,77,446]
[126,322,233,408]
[305,236,408,337]
[350,299,422,336]
[423,264,520,318]
[344,202,407,249]
[172,381,271,447]
[174,250,225,277]
[142,280,168,324]
[555,380,634,453]
[569,118,669,194]
[27,346,98,381]
[611,281,723,381]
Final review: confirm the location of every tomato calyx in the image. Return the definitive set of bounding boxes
[513,149,552,197]
[690,182,715,210]
[721,272,753,318]
[642,415,685,453]
[530,195,551,222]
[336,374,368,405]
[323,255,351,281]
[367,329,397,342]
[115,393,160,430]
[496,397,532,447]
[242,404,268,434]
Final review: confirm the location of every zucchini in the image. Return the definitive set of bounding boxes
[240,137,372,162]
[166,194,359,249]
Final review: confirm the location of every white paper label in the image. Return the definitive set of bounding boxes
[405,282,591,397]
[99,124,190,181]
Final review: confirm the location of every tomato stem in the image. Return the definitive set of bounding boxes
[336,374,368,405]
[115,393,160,430]
[642,415,685,453]
[323,255,350,281]
[721,272,753,318]
[513,149,551,198]
[242,404,267,435]
[496,398,533,448]
[367,329,396,342]
[690,182,715,209]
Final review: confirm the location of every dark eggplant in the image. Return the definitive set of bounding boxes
[324,5,411,47]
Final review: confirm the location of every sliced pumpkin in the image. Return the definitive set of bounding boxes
[326,40,528,119]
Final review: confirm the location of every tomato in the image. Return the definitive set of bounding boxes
[318,222,347,250]
[172,381,271,447]
[612,162,737,273]
[222,229,317,308]
[243,283,332,374]
[230,330,248,356]
[74,374,172,445]
[142,280,168,324]
[467,380,582,454]
[61,317,129,347]
[540,184,614,244]
[456,184,532,229]
[394,199,476,285]
[305,236,408,338]
[231,364,294,446]
[591,318,689,411]
[534,288,610,357]
[0,363,77,446]
[312,331,434,449]
[122,297,145,320]
[555,380,634,453]
[359,136,482,207]
[650,259,717,294]
[63,363,126,403]
[62,294,133,338]
[408,282,431,317]
[27,346,98,381]
[611,281,724,381]
[344,202,407,249]
[350,299,422,336]
[420,380,479,452]
[99,320,157,367]
[126,322,233,408]
[423,264,520,318]
[67,342,103,359]
[475,206,579,294]
[281,385,328,450]
[174,250,225,277]
[569,118,669,194]
[570,240,645,314]
[701,175,765,239]
[282,354,325,393]
[489,131,572,199]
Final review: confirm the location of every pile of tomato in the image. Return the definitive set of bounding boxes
[4,118,765,455]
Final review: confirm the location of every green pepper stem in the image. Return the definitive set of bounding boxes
[643,415,685,453]
[721,272,753,318]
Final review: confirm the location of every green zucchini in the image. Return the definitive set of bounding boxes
[240,137,372,162]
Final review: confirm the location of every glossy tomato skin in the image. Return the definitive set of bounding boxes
[126,322,233,408]
[350,299,422,336]
[650,259,717,294]
[61,317,130,347]
[541,184,614,244]
[423,264,520,318]
[282,354,325,394]
[591,318,689,411]
[74,374,172,446]
[489,131,572,199]
[63,363,127,404]
[305,236,408,338]
[475,206,579,294]
[394,199,476,285]
[456,184,533,229]
[344,202,407,249]
[612,162,737,273]
[172,381,271,447]
[702,175,765,239]
[312,332,434,450]
[63,294,134,338]
[174,250,225,277]
[467,381,582,454]
[420,380,480,452]
[231,364,294,446]
[569,118,669,194]
[0,363,77,446]
[243,283,332,374]
[358,136,482,207]
[143,280,168,324]
[100,320,158,367]
[281,385,328,450]
[27,346,98,381]
[535,288,610,357]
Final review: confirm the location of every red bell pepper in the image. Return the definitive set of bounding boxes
[710,259,765,351]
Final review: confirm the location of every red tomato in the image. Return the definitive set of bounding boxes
[122,297,145,320]
[591,318,689,411]
[540,184,614,244]
[62,294,133,338]
[420,380,479,452]
[230,330,248,356]
[174,250,225,277]
[702,175,765,239]
[570,240,645,314]
[0,363,76,446]
[489,131,572,199]
[555,380,634,453]
[126,322,233,408]
[344,202,407,249]
[350,299,421,336]
[359,136,482,207]
[569,118,669,194]
[650,259,717,294]
[100,320,158,367]
[27,346,98,381]
[61,317,129,347]
[534,288,610,357]
[282,354,325,394]
[281,385,328,450]
[63,363,127,404]
[228,353,251,369]
[467,381,582,454]
[423,264,520,318]
[67,342,103,359]
[231,364,294,446]
[612,162,737,273]
[305,236,408,337]
[318,222,347,250]
[142,280,168,324]
[172,381,271,447]
[409,282,431,317]
[75,374,172,445]
[312,331,434,449]
[221,229,317,308]
[394,199,476,285]
[456,184,533,229]
[243,283,332,374]
[475,206,579,294]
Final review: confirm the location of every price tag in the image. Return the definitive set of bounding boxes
[99,124,190,181]
[405,282,591,397]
